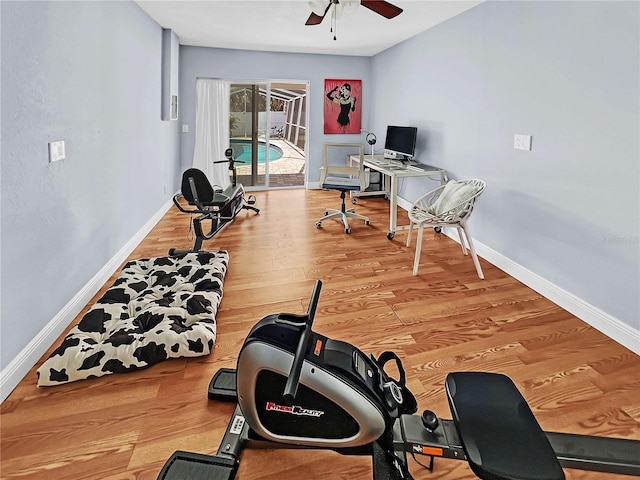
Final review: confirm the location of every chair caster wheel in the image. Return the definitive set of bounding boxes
[316,222,322,228]
[351,198,357,204]
[387,232,395,240]
[345,228,351,234]
[365,220,370,225]
[434,227,442,234]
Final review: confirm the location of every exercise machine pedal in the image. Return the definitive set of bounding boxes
[158,451,238,480]
[208,368,237,401]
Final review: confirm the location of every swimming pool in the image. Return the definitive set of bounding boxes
[230,139,283,164]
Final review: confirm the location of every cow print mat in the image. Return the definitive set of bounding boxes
[37,251,229,386]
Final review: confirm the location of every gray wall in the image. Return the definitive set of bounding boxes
[369,1,639,328]
[0,1,181,370]
[178,46,371,177]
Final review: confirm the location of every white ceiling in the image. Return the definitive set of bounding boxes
[136,1,483,57]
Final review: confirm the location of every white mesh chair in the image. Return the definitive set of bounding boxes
[406,179,486,277]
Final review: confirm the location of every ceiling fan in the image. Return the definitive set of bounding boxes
[305,0,403,27]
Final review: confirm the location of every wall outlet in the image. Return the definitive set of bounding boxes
[514,134,532,151]
[49,140,65,162]
[182,124,189,133]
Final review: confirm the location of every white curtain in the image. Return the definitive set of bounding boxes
[192,78,231,189]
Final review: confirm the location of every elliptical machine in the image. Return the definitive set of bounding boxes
[158,281,640,480]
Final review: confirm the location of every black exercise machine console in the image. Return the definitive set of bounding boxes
[158,280,640,480]
[169,148,259,255]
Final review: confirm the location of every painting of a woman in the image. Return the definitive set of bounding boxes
[324,79,361,134]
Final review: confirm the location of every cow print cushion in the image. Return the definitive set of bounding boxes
[37,251,229,386]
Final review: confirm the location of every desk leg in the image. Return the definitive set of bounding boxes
[387,176,398,240]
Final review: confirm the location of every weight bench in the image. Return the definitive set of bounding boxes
[170,168,259,255]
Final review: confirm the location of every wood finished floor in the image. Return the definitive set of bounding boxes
[1,188,639,480]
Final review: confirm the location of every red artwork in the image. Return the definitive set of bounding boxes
[324,79,362,134]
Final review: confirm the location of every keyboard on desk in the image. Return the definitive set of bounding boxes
[367,158,391,166]
[386,161,420,171]
[366,158,435,173]
[390,164,435,173]
[369,159,405,168]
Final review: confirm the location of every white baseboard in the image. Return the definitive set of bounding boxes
[0,198,174,403]
[440,227,640,355]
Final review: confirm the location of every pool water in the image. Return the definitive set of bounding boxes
[231,140,283,164]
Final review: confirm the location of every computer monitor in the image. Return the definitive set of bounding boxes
[383,126,417,161]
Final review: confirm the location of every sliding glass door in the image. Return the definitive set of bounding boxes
[229,81,307,189]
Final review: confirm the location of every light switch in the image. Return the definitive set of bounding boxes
[49,140,65,162]
[182,124,189,133]
[514,134,532,151]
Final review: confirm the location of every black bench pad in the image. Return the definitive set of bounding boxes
[446,372,564,480]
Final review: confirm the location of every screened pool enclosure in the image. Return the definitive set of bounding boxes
[230,83,307,188]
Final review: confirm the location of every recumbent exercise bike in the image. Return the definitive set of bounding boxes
[169,148,259,255]
[158,280,640,480]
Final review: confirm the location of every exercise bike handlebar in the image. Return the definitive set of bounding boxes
[212,159,246,165]
[283,280,323,404]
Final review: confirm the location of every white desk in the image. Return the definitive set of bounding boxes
[348,154,447,239]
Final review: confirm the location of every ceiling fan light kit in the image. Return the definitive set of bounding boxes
[306,0,403,40]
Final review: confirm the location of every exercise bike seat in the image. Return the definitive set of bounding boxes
[180,168,230,209]
[446,372,564,480]
[218,185,244,207]
[210,191,232,208]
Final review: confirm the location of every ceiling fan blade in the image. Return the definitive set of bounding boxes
[305,3,331,25]
[360,0,403,19]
